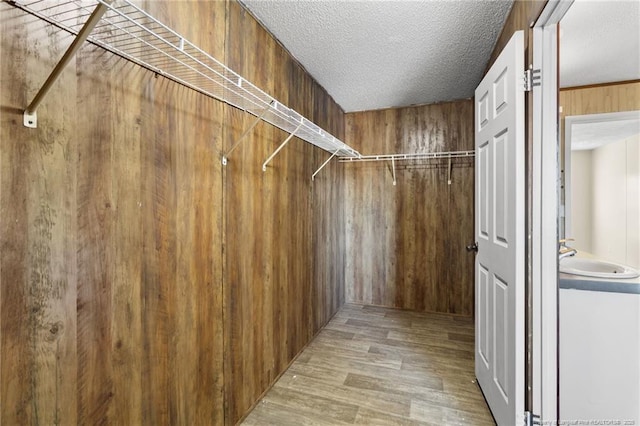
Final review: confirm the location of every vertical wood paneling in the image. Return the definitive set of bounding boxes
[345,109,396,306]
[110,60,143,425]
[4,0,342,424]
[1,5,79,423]
[0,5,34,411]
[270,39,293,385]
[223,3,343,424]
[3,1,227,424]
[76,44,116,424]
[224,4,265,421]
[312,80,346,333]
[141,13,179,423]
[345,100,475,316]
[173,7,226,423]
[136,2,227,424]
[141,76,179,425]
[288,60,315,357]
[37,16,79,426]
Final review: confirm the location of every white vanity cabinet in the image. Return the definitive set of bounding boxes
[559,283,640,424]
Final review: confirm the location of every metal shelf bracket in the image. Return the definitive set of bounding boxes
[311,149,339,181]
[391,157,397,186]
[262,123,302,172]
[222,100,274,165]
[22,1,112,128]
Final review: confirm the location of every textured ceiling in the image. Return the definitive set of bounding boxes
[560,0,640,88]
[571,117,640,151]
[241,0,513,112]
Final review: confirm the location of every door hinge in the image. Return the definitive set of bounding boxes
[523,68,541,92]
[524,411,541,426]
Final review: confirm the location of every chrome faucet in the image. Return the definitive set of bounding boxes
[559,239,577,259]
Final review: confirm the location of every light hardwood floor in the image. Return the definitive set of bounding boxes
[241,304,495,425]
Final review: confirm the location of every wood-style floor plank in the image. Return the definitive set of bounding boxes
[242,304,495,425]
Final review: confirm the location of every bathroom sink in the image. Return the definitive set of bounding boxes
[560,257,640,279]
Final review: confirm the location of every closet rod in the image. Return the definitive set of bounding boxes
[23,1,112,128]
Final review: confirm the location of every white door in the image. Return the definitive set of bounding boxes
[474,30,525,426]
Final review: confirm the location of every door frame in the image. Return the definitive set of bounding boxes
[531,0,574,422]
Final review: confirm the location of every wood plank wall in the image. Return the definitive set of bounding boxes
[344,100,475,315]
[223,3,345,423]
[0,1,345,424]
[560,82,640,117]
[311,80,347,334]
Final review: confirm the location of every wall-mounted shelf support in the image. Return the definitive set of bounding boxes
[222,100,274,165]
[311,149,339,181]
[391,157,397,186]
[262,123,302,172]
[23,1,112,128]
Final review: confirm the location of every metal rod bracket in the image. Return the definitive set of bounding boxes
[223,100,274,165]
[312,149,339,181]
[262,123,302,172]
[391,157,397,186]
[22,1,112,128]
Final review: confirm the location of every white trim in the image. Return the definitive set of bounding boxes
[532,0,574,423]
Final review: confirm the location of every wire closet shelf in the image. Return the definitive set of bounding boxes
[338,149,475,186]
[338,150,475,163]
[13,0,477,175]
[11,0,361,159]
